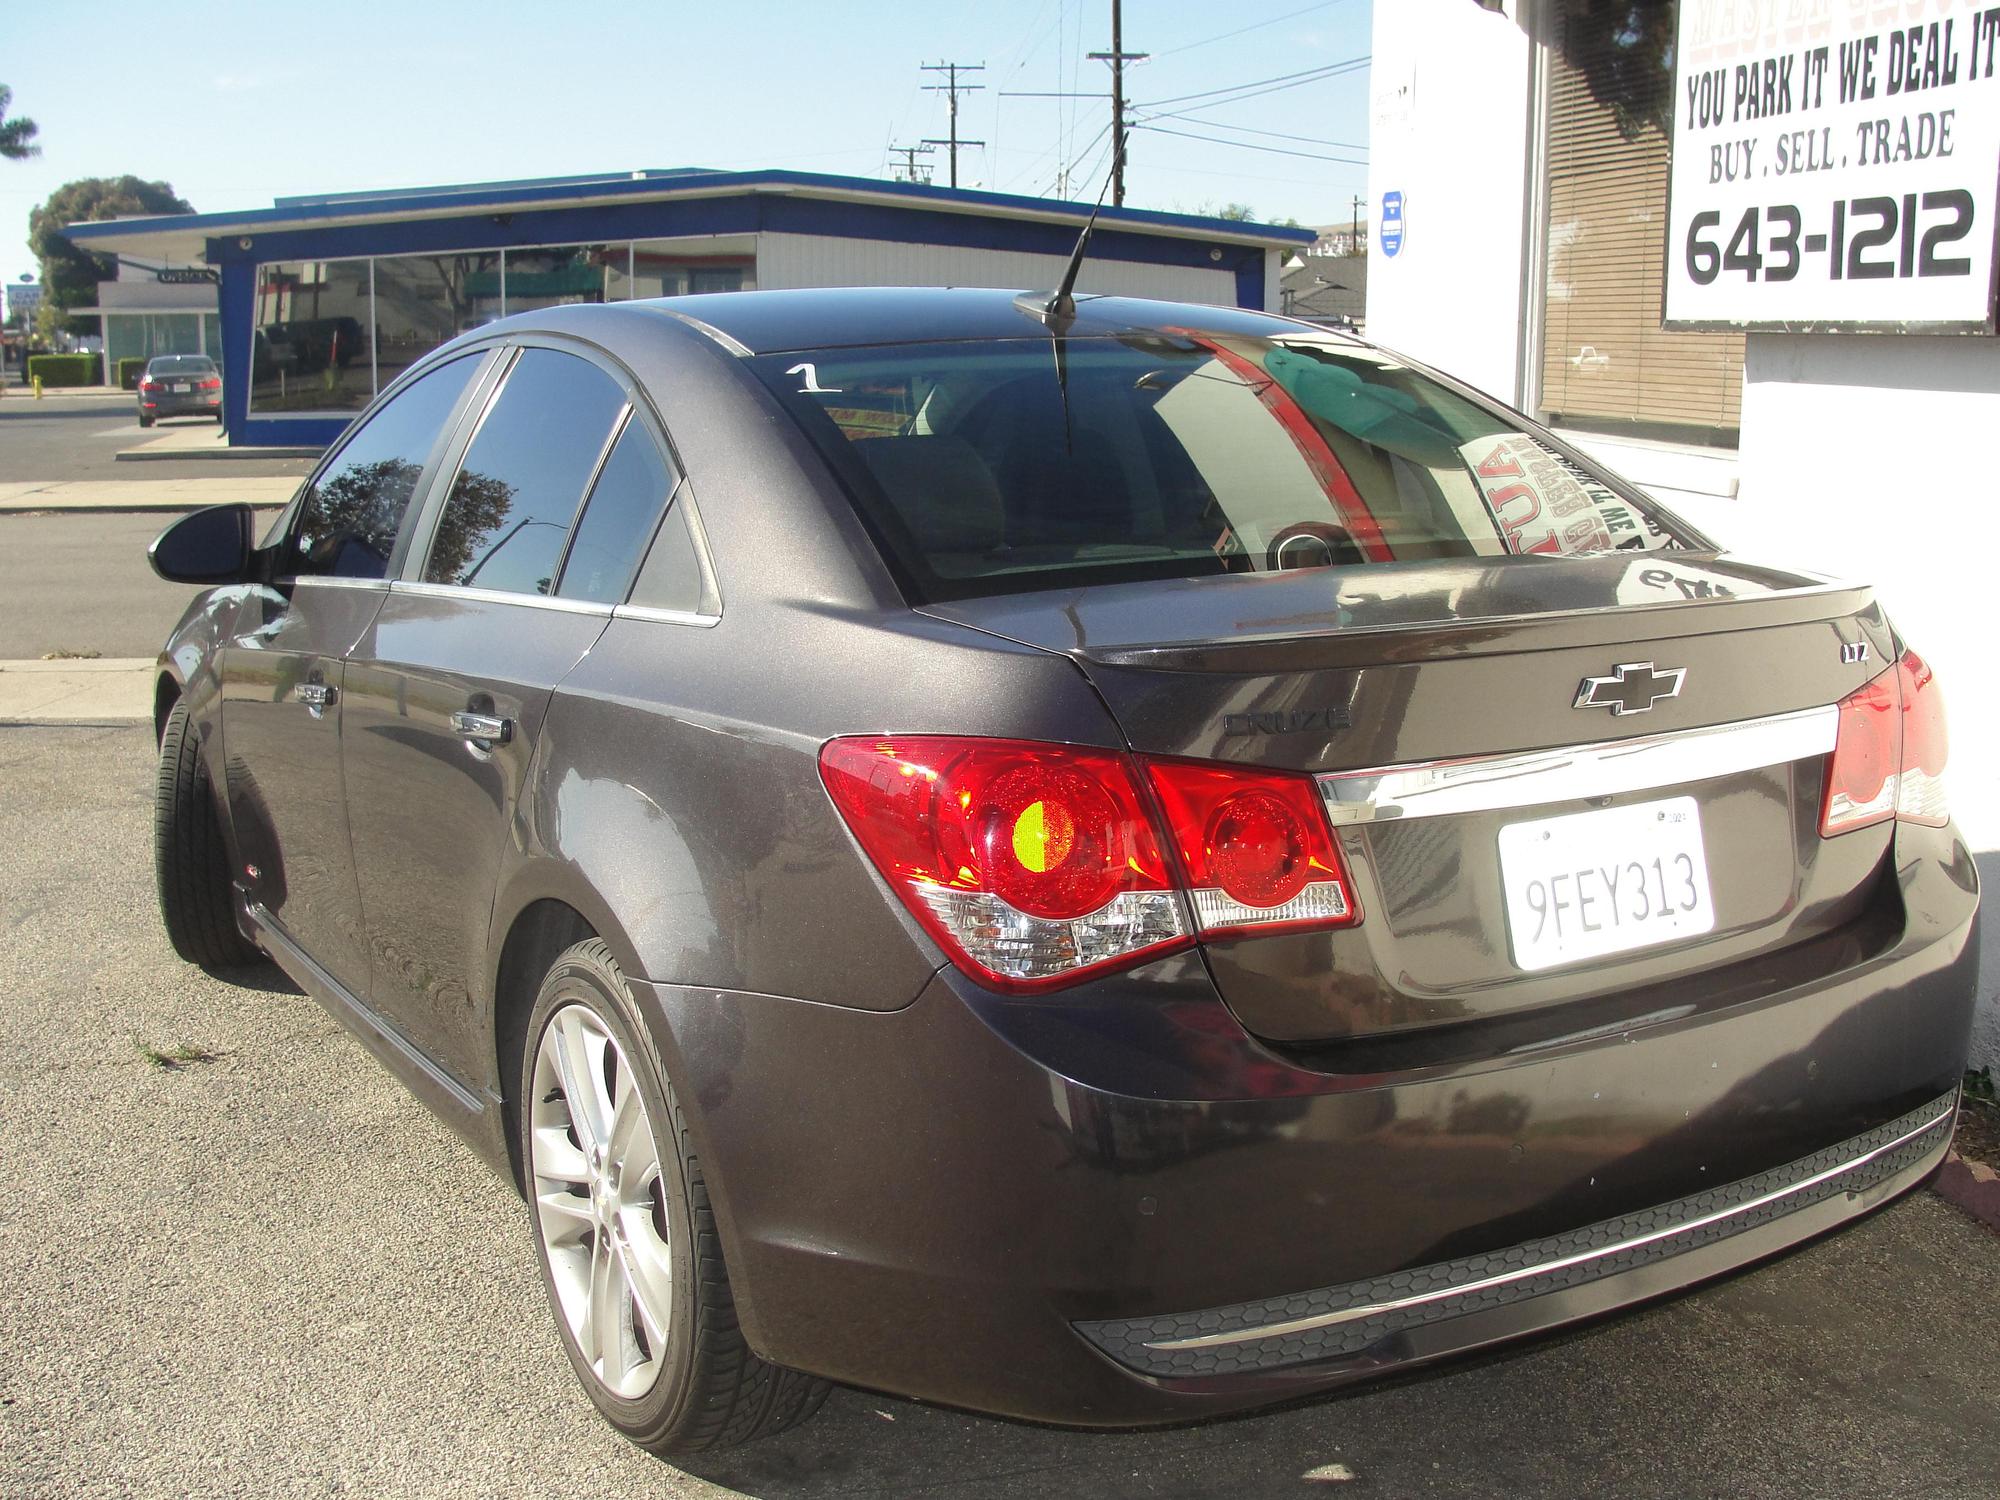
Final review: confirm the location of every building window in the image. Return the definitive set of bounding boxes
[503,243,620,314]
[1539,0,1743,444]
[245,239,759,422]
[373,253,500,389]
[248,260,372,414]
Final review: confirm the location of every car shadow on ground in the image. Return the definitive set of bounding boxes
[666,1332,1610,1499]
[213,959,305,997]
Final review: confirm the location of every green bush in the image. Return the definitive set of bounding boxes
[27,353,99,387]
[116,357,149,390]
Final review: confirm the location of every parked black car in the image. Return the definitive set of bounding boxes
[147,288,1977,1455]
[137,353,222,426]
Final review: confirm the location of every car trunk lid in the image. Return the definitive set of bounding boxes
[921,551,1897,1045]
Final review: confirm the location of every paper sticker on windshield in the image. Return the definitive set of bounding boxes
[1459,434,1669,556]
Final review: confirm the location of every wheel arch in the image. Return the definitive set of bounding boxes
[486,868,654,1196]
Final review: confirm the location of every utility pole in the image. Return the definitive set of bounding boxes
[888,142,936,185]
[1351,194,1366,252]
[920,62,985,189]
[1088,0,1147,206]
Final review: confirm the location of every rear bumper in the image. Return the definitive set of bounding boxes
[140,395,220,416]
[631,828,1979,1427]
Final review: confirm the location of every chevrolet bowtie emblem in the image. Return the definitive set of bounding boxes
[1574,662,1686,716]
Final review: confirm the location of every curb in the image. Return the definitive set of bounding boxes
[1931,1146,2000,1232]
[117,445,322,463]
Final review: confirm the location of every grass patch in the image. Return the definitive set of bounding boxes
[132,1037,223,1071]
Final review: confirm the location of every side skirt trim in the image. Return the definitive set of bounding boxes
[246,901,486,1117]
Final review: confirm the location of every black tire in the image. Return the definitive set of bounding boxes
[138,414,154,428]
[521,939,829,1453]
[154,698,259,970]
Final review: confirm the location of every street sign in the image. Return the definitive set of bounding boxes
[1665,0,2000,332]
[1380,191,1404,258]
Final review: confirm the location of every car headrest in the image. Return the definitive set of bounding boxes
[853,435,1005,554]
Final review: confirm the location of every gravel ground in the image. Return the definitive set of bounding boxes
[3,724,1998,1500]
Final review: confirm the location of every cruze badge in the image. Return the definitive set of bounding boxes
[1574,662,1686,716]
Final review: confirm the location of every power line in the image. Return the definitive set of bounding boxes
[1134,55,1369,110]
[920,61,986,188]
[1133,122,1369,167]
[1146,115,1367,153]
[1151,0,1355,60]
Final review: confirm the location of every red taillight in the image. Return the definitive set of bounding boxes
[820,735,1362,991]
[198,377,220,390]
[819,736,1189,991]
[1820,648,1948,836]
[1145,759,1359,937]
[138,379,157,392]
[1895,649,1948,826]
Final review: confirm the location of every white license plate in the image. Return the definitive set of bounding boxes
[170,381,189,392]
[1497,796,1715,971]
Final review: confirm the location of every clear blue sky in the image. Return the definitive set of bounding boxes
[0,0,1370,289]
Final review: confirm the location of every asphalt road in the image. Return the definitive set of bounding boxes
[1,724,1996,1500]
[0,394,307,660]
[0,392,315,486]
[0,511,227,659]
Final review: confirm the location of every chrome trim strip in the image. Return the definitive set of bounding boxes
[388,580,615,617]
[1318,704,1837,827]
[290,575,391,592]
[1143,1101,1955,1353]
[638,303,753,356]
[610,603,721,628]
[246,903,483,1114]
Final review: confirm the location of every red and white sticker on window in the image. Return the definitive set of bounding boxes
[1458,433,1665,556]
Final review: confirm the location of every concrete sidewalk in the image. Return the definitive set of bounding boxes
[0,476,297,513]
[117,423,323,463]
[0,658,153,721]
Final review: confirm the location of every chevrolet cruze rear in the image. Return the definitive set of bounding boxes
[147,288,1977,1454]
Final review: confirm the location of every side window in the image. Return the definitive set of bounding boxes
[422,347,627,596]
[287,354,480,579]
[556,417,679,605]
[627,496,707,615]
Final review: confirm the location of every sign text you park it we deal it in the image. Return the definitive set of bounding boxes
[1665,0,2000,332]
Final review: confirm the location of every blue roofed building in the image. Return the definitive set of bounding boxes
[63,167,1312,448]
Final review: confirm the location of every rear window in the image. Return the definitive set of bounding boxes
[148,355,216,375]
[751,335,1684,602]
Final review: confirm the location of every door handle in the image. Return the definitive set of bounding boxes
[450,710,513,747]
[298,681,337,717]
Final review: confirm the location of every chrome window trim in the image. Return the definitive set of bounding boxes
[1318,703,1838,827]
[388,579,614,617]
[610,603,722,629]
[288,575,392,592]
[1142,1098,1957,1353]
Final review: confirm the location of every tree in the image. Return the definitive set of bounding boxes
[0,85,37,160]
[1559,0,1675,139]
[28,177,195,329]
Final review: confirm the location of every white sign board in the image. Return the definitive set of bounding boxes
[1665,1,2000,331]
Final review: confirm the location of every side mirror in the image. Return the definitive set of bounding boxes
[149,502,257,585]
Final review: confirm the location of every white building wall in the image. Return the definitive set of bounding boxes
[753,233,1241,307]
[1735,334,2000,1070]
[1365,0,1536,403]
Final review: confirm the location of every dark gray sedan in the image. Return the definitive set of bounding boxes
[136,353,222,426]
[146,288,1977,1455]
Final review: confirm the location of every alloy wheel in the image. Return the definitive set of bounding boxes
[529,1004,675,1399]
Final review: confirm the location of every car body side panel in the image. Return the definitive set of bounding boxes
[341,588,608,1090]
[527,605,1119,1009]
[218,580,387,994]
